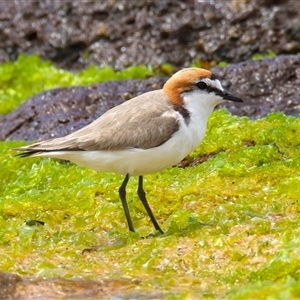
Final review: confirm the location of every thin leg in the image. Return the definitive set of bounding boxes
[119,174,135,232]
[137,176,164,234]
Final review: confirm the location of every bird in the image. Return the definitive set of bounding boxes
[14,68,243,234]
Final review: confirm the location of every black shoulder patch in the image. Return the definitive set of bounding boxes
[173,104,190,125]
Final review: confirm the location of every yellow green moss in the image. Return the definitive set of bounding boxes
[1,55,300,298]
[1,110,300,298]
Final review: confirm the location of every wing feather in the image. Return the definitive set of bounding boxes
[14,90,180,154]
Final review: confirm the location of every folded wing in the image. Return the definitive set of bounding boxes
[14,90,180,156]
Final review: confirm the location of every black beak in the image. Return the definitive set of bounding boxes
[221,90,243,102]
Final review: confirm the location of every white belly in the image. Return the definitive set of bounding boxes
[38,122,206,176]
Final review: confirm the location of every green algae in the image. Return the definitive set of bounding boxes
[1,109,300,298]
[251,49,276,61]
[0,54,156,115]
[1,54,300,298]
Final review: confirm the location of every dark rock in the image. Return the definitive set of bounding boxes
[13,277,106,299]
[0,270,154,299]
[0,77,166,141]
[0,0,299,70]
[214,55,300,118]
[1,55,299,142]
[0,271,22,299]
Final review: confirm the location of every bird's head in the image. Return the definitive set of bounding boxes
[163,68,243,110]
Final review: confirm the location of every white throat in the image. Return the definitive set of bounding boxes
[180,90,223,150]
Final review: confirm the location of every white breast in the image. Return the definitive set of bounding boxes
[43,114,207,176]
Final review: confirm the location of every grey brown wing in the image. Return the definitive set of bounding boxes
[75,110,180,150]
[14,92,180,153]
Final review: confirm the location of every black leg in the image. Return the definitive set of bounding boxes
[118,174,135,232]
[137,176,164,234]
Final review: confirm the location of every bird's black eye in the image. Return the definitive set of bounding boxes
[196,82,207,90]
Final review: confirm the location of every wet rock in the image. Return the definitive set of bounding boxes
[0,0,299,70]
[0,271,22,299]
[0,270,103,299]
[0,77,166,141]
[0,270,151,299]
[1,55,299,142]
[214,55,300,118]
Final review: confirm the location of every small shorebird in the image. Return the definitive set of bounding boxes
[14,68,243,234]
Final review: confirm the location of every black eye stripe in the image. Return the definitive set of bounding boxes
[196,81,222,95]
[206,85,223,95]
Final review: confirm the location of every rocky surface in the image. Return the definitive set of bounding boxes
[0,0,299,70]
[0,271,154,299]
[0,77,165,141]
[212,55,300,118]
[1,55,299,142]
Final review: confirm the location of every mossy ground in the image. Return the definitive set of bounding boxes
[0,56,300,299]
